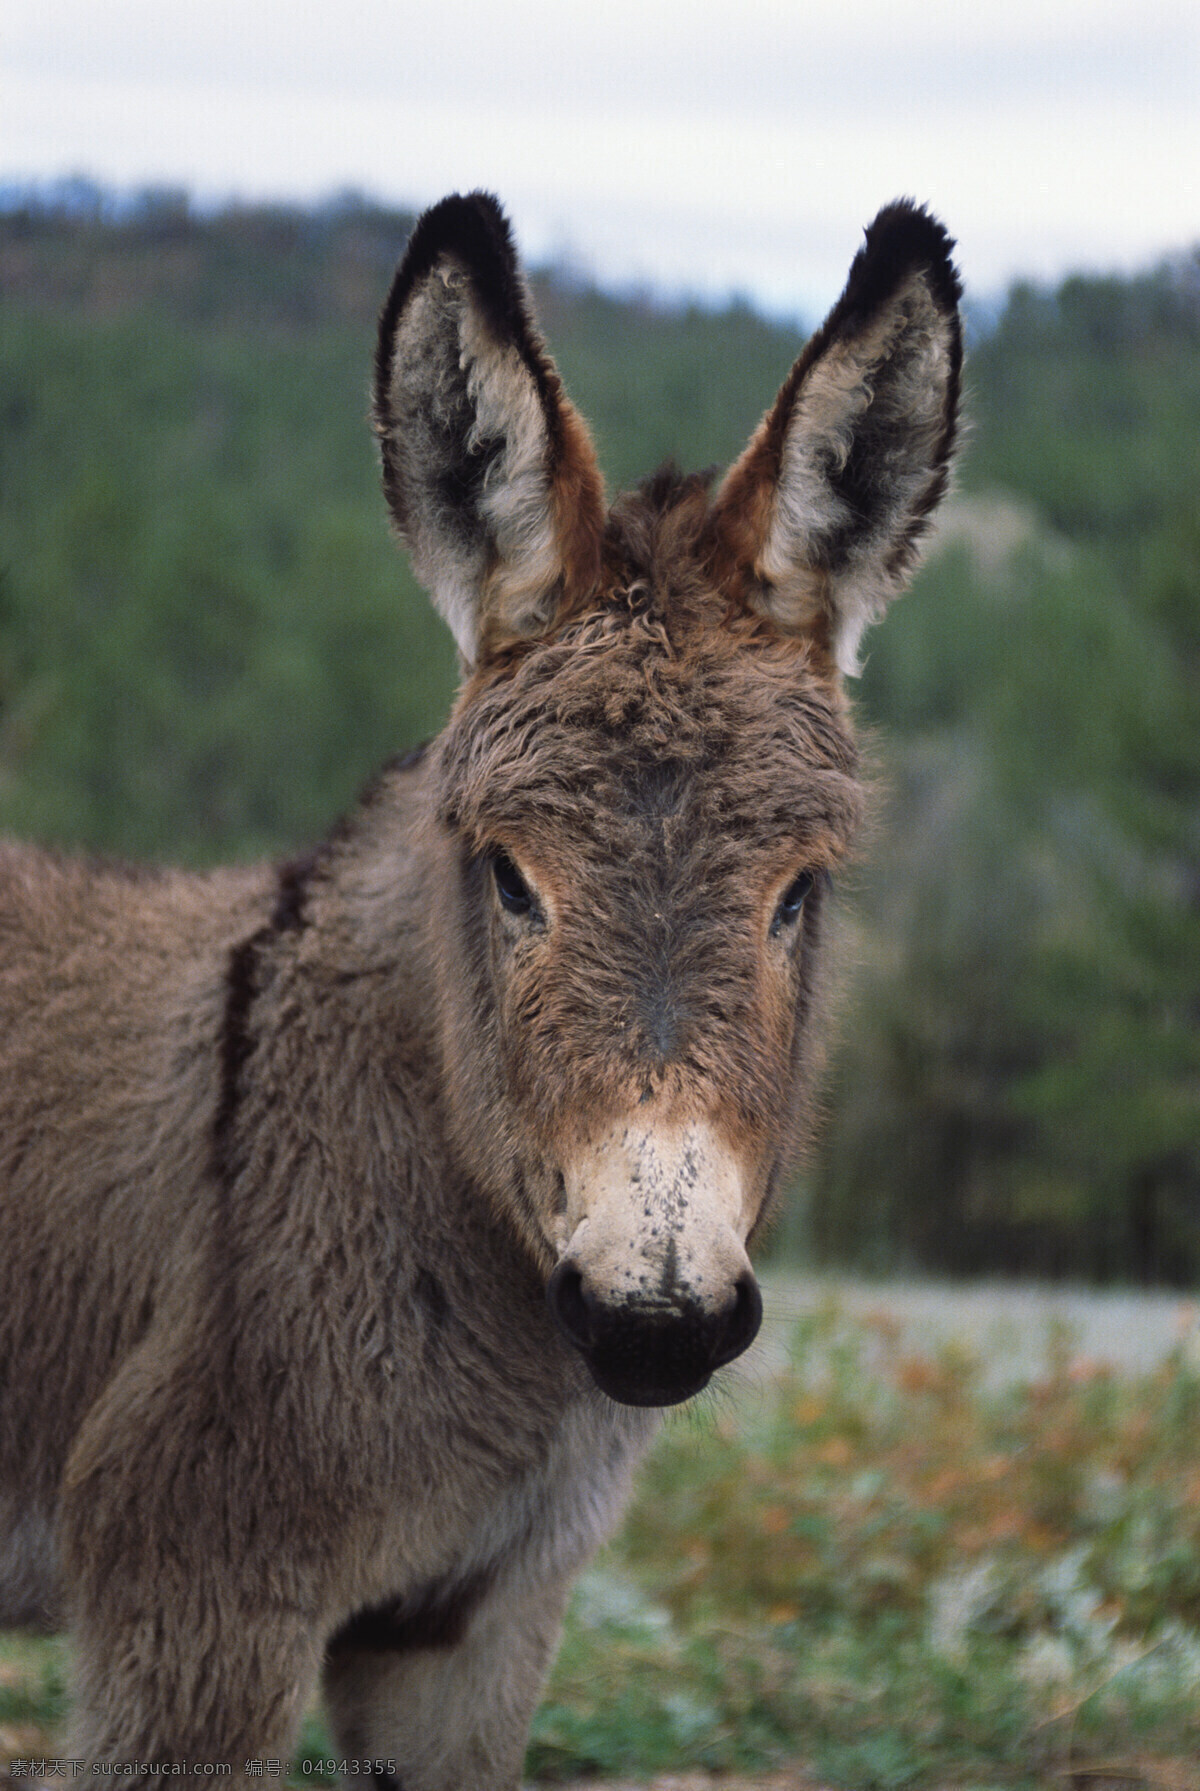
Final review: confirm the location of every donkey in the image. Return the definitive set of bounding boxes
[0,192,961,1785]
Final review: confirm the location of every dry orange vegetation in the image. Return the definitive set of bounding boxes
[4,1302,1200,1785]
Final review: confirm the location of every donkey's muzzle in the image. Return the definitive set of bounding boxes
[546,1261,763,1407]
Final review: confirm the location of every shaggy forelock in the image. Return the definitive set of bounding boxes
[430,470,864,1131]
[438,468,861,850]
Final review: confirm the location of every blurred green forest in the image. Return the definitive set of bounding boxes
[1,183,1197,1284]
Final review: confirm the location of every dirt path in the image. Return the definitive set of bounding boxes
[752,1272,1200,1385]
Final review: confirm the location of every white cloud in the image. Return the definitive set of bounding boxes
[3,0,1197,313]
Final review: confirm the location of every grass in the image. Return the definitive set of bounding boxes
[3,1301,1200,1788]
[530,1303,1200,1786]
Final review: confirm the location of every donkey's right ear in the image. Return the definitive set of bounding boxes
[374,192,605,666]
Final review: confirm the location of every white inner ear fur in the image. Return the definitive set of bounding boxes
[385,264,561,665]
[758,273,954,677]
[460,303,562,641]
[385,271,478,658]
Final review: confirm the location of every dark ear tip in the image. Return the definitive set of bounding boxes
[388,191,516,303]
[849,198,963,319]
[404,190,511,261]
[374,190,529,423]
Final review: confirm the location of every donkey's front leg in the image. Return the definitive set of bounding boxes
[59,1347,330,1781]
[322,1573,573,1791]
[66,1601,324,1781]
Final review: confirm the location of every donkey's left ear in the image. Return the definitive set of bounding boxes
[374,192,605,666]
[713,202,963,676]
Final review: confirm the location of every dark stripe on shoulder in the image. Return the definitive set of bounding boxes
[213,741,430,1183]
[213,922,271,1183]
[213,846,320,1180]
[326,1568,494,1658]
[272,849,322,932]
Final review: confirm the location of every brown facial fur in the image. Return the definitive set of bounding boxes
[434,473,862,1216]
[0,192,960,1784]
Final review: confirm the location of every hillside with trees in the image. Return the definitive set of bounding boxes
[1,184,1197,1281]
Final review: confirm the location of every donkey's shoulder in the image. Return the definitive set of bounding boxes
[0,836,272,954]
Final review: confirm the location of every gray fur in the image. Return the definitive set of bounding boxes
[0,193,960,1786]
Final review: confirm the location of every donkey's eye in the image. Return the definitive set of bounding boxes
[491,851,535,917]
[771,870,814,935]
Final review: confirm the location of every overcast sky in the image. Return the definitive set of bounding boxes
[4,0,1197,319]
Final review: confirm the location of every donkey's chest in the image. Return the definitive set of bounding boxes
[356,1393,658,1636]
[462,1394,659,1579]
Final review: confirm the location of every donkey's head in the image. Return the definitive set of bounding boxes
[375,194,961,1406]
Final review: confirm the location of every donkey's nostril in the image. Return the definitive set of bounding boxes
[546,1260,596,1350]
[711,1270,763,1370]
[547,1257,761,1403]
